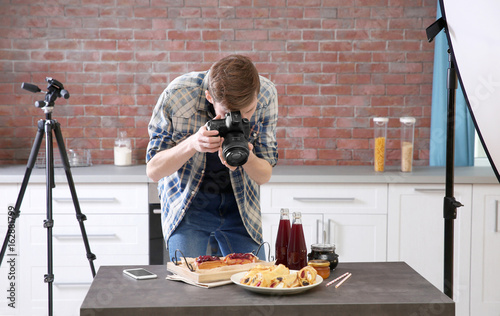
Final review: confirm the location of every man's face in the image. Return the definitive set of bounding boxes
[206,90,257,121]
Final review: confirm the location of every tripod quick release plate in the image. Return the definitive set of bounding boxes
[21,77,70,109]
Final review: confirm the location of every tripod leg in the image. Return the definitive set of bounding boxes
[53,121,97,277]
[0,120,45,266]
[43,119,55,316]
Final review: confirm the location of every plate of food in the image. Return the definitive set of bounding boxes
[230,264,323,295]
[167,252,275,283]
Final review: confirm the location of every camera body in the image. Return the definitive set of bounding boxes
[206,111,251,167]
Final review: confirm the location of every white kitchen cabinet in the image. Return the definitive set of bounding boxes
[2,165,498,316]
[0,182,148,316]
[387,183,472,316]
[260,183,387,263]
[470,184,500,316]
[0,184,20,315]
[324,214,387,262]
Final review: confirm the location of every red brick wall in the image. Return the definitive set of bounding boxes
[0,0,437,167]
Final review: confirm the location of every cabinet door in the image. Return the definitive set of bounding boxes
[261,213,323,261]
[0,182,148,316]
[260,183,388,263]
[5,212,148,316]
[388,183,472,316]
[325,214,387,262]
[24,183,147,215]
[471,184,500,316]
[0,184,18,214]
[0,184,21,316]
[261,183,387,215]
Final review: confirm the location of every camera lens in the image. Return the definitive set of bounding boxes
[223,142,249,167]
[226,150,247,166]
[225,149,249,166]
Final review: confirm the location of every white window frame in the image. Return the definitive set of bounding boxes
[474,133,490,166]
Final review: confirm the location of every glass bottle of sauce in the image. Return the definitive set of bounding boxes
[275,208,291,266]
[287,212,307,270]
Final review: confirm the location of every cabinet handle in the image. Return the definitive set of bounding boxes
[293,197,355,202]
[328,219,336,245]
[413,188,445,193]
[54,197,117,203]
[153,208,162,215]
[494,200,499,233]
[316,219,323,244]
[54,233,117,239]
[54,282,92,287]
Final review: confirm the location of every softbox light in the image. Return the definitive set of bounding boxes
[426,0,500,301]
[440,0,500,182]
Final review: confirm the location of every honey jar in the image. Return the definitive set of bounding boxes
[307,260,330,279]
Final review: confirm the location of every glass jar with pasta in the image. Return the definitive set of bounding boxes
[373,117,388,172]
[400,117,416,172]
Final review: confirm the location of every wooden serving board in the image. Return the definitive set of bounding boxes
[167,259,275,283]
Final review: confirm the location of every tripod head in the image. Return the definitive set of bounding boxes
[22,77,70,110]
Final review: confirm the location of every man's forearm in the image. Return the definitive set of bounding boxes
[242,151,273,185]
[146,138,197,182]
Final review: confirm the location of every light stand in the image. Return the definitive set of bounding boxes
[0,78,96,316]
[426,18,464,299]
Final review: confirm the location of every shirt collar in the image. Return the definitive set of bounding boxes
[196,71,211,115]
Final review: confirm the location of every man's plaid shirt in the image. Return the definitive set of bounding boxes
[146,71,278,245]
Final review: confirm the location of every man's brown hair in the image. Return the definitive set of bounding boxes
[208,54,260,111]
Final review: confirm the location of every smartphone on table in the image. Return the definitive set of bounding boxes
[123,268,158,280]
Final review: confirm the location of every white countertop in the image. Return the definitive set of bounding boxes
[0,164,150,184]
[1,164,499,185]
[268,165,500,184]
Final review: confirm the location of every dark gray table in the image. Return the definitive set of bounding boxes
[80,262,454,316]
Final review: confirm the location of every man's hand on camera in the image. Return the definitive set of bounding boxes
[218,141,237,171]
[191,125,221,153]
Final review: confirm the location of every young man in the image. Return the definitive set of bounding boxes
[146,55,278,261]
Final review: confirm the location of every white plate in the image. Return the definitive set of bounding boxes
[230,270,323,295]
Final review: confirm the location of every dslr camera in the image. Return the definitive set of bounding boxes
[206,111,251,167]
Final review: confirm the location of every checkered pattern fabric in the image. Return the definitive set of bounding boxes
[146,71,278,244]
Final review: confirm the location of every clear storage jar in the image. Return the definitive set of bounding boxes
[114,131,132,166]
[373,117,388,172]
[400,117,416,172]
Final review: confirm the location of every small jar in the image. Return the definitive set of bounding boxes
[114,131,132,166]
[307,243,339,270]
[307,260,330,279]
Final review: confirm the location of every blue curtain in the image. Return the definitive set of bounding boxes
[429,4,475,166]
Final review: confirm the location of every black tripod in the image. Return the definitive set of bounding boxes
[0,78,96,316]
